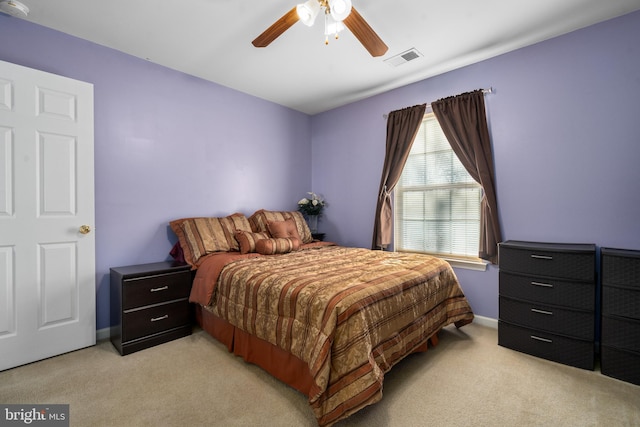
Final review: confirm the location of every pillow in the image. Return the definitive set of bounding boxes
[169,241,185,264]
[169,213,252,266]
[222,213,253,251]
[267,218,301,240]
[255,237,301,255]
[235,230,270,254]
[178,217,233,264]
[249,210,312,243]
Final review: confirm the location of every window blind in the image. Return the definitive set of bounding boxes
[395,114,481,258]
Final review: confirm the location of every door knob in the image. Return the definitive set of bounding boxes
[79,225,91,234]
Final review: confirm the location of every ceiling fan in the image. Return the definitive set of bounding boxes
[252,0,388,57]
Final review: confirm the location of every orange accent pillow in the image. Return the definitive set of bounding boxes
[255,237,301,255]
[235,231,270,254]
[267,219,301,240]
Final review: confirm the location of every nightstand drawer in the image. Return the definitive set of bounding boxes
[499,271,594,310]
[499,296,594,340]
[498,321,594,370]
[122,299,190,342]
[499,241,595,281]
[123,270,191,310]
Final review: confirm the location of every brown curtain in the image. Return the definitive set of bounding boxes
[371,104,426,250]
[431,90,502,263]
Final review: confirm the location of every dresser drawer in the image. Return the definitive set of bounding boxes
[499,241,595,281]
[602,248,640,288]
[123,270,191,310]
[602,284,640,318]
[498,321,594,370]
[122,299,190,342]
[601,314,640,353]
[499,271,594,310]
[601,345,640,386]
[499,296,594,340]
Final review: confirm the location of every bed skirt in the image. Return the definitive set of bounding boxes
[194,303,434,398]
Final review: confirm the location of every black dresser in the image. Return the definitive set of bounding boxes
[498,241,597,369]
[600,248,640,385]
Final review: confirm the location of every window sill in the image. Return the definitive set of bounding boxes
[395,250,489,271]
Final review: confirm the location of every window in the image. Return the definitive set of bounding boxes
[394,113,482,259]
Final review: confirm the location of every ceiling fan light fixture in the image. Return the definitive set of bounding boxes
[297,0,321,27]
[328,0,352,21]
[324,14,345,37]
[253,0,387,57]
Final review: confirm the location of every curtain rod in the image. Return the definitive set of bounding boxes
[383,87,493,119]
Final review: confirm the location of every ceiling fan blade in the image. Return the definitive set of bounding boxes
[343,7,388,57]
[252,7,300,48]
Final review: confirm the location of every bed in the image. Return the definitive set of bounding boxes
[170,210,474,426]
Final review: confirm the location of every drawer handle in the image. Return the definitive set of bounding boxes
[531,281,553,288]
[151,315,169,322]
[150,286,169,292]
[531,308,553,316]
[531,254,553,260]
[530,335,552,343]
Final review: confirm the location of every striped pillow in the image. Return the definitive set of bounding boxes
[179,217,232,263]
[170,213,252,266]
[235,231,270,254]
[248,210,312,243]
[255,237,301,255]
[222,213,253,251]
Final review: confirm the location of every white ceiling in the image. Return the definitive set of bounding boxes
[9,0,640,115]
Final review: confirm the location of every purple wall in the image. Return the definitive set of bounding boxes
[0,15,312,330]
[312,10,640,319]
[2,10,639,327]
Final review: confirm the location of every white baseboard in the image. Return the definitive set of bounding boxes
[472,315,498,329]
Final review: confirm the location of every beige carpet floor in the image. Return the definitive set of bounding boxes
[1,323,639,426]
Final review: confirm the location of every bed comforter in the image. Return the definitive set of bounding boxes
[190,245,474,426]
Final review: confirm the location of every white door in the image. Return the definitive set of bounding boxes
[0,60,95,371]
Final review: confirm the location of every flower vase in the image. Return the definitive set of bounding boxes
[307,215,318,233]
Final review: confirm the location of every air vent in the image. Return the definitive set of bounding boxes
[384,48,423,67]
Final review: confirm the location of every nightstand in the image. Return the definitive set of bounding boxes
[110,261,193,355]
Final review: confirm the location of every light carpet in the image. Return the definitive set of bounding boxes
[1,323,639,426]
